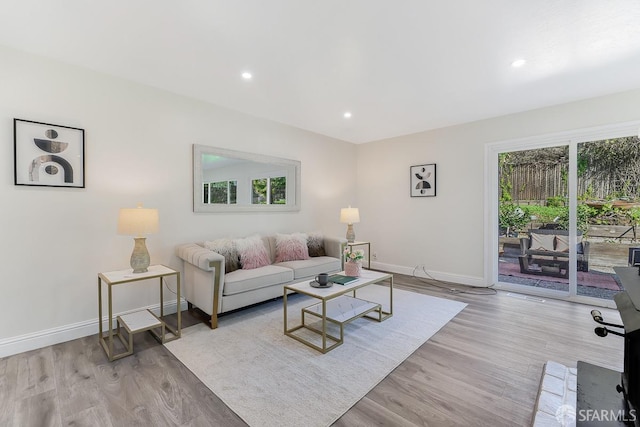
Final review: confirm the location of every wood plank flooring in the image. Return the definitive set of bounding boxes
[0,273,624,426]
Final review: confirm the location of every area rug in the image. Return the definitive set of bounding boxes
[499,261,621,290]
[165,285,466,427]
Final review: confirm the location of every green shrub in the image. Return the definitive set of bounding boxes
[555,204,594,234]
[525,205,566,224]
[628,207,640,226]
[546,196,565,207]
[499,203,530,236]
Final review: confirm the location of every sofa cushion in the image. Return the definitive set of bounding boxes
[275,232,310,262]
[204,238,240,273]
[554,235,570,252]
[236,235,271,269]
[223,265,294,296]
[307,231,326,257]
[554,234,584,253]
[530,232,556,251]
[275,256,341,280]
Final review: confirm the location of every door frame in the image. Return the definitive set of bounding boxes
[484,120,640,308]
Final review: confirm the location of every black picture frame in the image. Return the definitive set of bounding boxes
[629,248,640,266]
[410,164,436,197]
[14,118,85,188]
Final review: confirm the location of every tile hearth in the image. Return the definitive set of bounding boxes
[532,361,577,427]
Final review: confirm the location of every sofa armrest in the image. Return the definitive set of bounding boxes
[323,236,348,259]
[176,243,225,272]
[176,242,224,329]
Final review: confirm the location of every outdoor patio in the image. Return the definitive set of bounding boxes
[499,237,638,300]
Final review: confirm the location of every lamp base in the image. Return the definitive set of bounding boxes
[346,223,355,243]
[130,237,150,273]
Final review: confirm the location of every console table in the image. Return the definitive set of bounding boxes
[98,264,181,361]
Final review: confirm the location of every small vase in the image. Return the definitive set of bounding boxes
[345,260,362,277]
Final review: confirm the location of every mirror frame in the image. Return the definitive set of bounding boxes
[193,144,301,213]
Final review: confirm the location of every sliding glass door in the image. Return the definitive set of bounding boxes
[575,138,640,300]
[497,145,572,297]
[489,123,640,306]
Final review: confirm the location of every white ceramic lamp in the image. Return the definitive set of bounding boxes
[117,203,159,273]
[340,206,360,243]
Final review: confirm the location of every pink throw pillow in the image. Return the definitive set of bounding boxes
[275,233,310,263]
[235,235,271,269]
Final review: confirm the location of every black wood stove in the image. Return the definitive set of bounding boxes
[581,267,640,426]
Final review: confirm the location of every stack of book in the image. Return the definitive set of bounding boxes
[329,274,359,285]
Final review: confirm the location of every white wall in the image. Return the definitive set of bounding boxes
[4,42,639,357]
[0,46,357,356]
[357,89,640,285]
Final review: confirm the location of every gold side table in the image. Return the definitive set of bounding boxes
[347,241,371,269]
[98,264,181,361]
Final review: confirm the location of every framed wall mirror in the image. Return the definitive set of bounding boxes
[193,144,301,213]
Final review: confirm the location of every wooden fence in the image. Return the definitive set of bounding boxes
[502,164,635,203]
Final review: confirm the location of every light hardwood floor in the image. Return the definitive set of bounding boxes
[0,274,625,426]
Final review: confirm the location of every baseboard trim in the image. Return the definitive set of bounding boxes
[1,263,485,359]
[370,261,487,287]
[0,300,187,359]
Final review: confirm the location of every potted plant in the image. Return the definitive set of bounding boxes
[344,247,365,277]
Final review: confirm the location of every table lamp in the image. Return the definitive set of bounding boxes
[340,205,360,243]
[117,203,159,273]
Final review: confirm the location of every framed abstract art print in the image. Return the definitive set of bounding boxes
[14,118,85,188]
[410,164,436,197]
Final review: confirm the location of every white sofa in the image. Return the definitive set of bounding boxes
[176,234,346,328]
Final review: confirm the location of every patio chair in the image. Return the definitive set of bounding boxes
[519,228,590,274]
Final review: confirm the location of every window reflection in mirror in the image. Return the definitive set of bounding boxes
[251,176,287,205]
[203,180,237,204]
[193,145,300,213]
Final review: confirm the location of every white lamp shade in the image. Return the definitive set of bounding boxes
[340,206,360,224]
[117,206,159,236]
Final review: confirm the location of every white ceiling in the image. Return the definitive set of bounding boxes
[2,1,640,143]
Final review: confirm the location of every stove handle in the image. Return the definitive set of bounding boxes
[591,310,624,329]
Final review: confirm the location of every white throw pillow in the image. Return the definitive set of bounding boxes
[275,233,310,263]
[204,238,239,273]
[235,235,271,269]
[555,234,581,253]
[530,233,555,251]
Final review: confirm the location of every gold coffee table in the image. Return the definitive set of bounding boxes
[283,270,393,353]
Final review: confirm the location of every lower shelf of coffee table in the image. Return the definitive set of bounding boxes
[302,295,381,323]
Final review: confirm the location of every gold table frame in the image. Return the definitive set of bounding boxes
[283,270,393,353]
[98,264,181,361]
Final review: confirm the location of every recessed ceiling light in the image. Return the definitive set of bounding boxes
[241,72,252,80]
[343,112,352,119]
[511,59,526,68]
